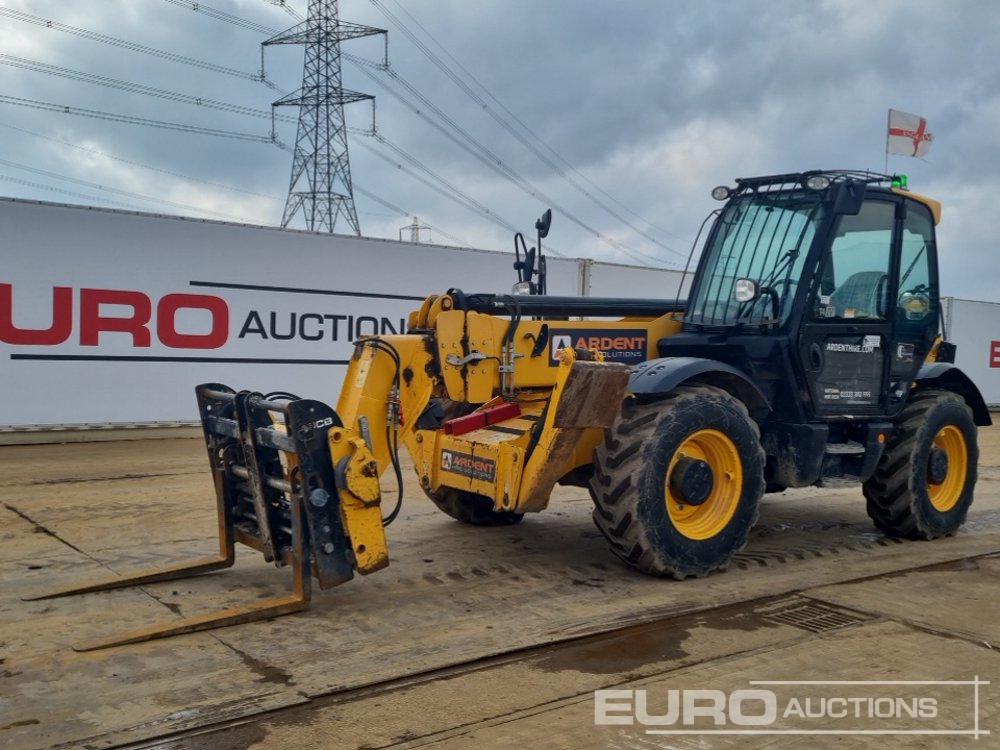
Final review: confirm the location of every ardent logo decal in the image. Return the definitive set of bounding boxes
[549,327,648,365]
[440,450,496,482]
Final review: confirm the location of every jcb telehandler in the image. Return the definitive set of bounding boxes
[32,170,990,651]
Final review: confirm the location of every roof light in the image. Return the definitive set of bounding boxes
[711,186,732,201]
[891,174,909,190]
[804,175,831,191]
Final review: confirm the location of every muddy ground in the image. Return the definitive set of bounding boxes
[1,425,999,749]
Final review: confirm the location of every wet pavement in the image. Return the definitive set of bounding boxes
[2,427,999,749]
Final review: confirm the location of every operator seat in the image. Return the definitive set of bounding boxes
[829,271,888,319]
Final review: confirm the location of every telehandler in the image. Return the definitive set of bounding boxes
[31,170,990,651]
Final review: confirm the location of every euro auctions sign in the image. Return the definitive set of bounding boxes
[0,282,410,352]
[594,678,989,739]
[1,197,689,428]
[0,199,582,427]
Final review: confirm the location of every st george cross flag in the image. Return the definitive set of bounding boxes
[887,109,933,158]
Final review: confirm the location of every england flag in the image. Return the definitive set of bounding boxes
[887,109,933,158]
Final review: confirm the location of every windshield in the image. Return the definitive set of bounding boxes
[687,190,824,326]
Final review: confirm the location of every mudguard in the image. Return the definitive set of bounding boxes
[629,356,771,420]
[914,362,992,426]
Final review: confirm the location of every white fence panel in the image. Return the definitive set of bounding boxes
[943,297,1000,406]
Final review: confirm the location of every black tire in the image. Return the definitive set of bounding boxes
[423,487,524,526]
[863,390,977,539]
[589,384,765,578]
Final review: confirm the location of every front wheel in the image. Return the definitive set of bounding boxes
[863,390,978,539]
[589,384,765,578]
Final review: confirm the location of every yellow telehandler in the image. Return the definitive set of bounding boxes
[31,170,990,650]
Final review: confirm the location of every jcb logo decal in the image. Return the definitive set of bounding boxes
[549,327,648,365]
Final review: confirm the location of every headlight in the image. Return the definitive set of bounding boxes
[804,175,831,191]
[733,278,760,303]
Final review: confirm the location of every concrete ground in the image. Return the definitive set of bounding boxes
[1,425,999,750]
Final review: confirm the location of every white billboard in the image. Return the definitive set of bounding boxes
[0,199,583,427]
[4,198,996,430]
[583,259,691,299]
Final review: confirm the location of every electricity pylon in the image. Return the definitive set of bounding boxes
[263,0,385,234]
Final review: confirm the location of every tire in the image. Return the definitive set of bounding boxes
[423,487,524,526]
[863,390,977,539]
[589,384,765,578]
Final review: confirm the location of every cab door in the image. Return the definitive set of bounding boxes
[886,200,940,411]
[798,199,897,417]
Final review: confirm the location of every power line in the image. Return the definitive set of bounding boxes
[0,174,152,213]
[0,94,276,142]
[230,3,549,244]
[262,0,304,21]
[160,0,279,35]
[8,1,604,256]
[0,157,264,222]
[0,90,522,242]
[355,137,566,256]
[0,6,278,89]
[387,0,680,241]
[346,56,662,265]
[1,117,460,241]
[0,120,282,202]
[352,183,473,247]
[0,54,296,124]
[371,0,686,256]
[151,0,675,262]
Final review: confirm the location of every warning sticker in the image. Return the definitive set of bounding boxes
[440,450,496,482]
[548,327,648,366]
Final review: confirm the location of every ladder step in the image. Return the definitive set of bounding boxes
[825,441,865,455]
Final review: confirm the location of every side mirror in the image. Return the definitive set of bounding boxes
[832,179,866,216]
[536,209,552,239]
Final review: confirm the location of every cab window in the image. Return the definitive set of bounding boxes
[897,204,936,323]
[813,201,895,320]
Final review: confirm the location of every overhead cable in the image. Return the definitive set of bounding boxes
[0,157,266,222]
[0,119,282,201]
[371,0,686,258]
[0,94,276,142]
[0,54,295,123]
[0,6,278,89]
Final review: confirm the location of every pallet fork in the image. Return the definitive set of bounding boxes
[24,384,360,651]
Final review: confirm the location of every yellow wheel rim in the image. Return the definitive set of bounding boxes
[928,425,968,512]
[665,429,743,540]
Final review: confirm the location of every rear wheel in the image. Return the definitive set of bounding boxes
[423,487,524,526]
[863,390,977,539]
[589,384,764,578]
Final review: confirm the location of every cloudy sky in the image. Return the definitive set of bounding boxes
[1,0,998,300]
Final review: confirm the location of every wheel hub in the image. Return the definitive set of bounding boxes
[669,457,714,506]
[927,446,949,485]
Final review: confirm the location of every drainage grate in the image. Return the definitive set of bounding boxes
[760,600,867,633]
